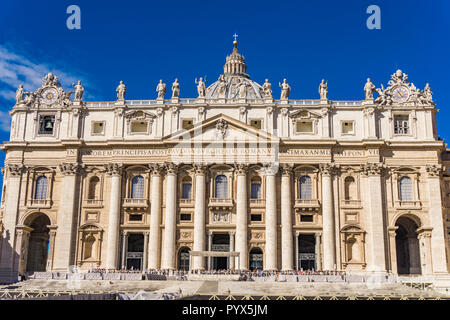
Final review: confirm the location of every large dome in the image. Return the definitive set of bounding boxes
[205,40,264,99]
[205,75,263,99]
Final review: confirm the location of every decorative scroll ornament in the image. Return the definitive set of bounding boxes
[193,163,208,176]
[215,119,228,140]
[280,164,294,176]
[426,164,442,177]
[374,69,434,106]
[149,163,165,176]
[261,162,279,175]
[361,163,385,176]
[165,162,178,175]
[59,162,80,175]
[235,163,248,176]
[319,163,338,176]
[104,163,123,176]
[6,164,24,176]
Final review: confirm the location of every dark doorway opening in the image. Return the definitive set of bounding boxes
[395,217,421,275]
[26,214,51,272]
[126,233,144,270]
[178,247,190,271]
[249,248,263,271]
[298,234,316,270]
[211,233,229,270]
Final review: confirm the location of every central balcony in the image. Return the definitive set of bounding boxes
[27,199,52,209]
[83,199,104,208]
[122,198,149,208]
[179,198,194,208]
[209,198,233,210]
[294,199,320,212]
[394,200,422,210]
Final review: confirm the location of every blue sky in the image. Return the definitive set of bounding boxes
[0,0,449,170]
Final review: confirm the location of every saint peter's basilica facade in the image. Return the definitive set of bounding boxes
[0,40,449,283]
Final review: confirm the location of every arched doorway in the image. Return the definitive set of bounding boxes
[249,248,263,271]
[26,213,51,272]
[178,247,190,271]
[395,216,421,275]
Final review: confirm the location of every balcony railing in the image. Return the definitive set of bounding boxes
[179,198,194,207]
[122,198,149,208]
[340,199,362,208]
[249,198,265,207]
[208,198,233,207]
[394,200,421,209]
[83,199,104,208]
[294,199,320,211]
[27,199,52,208]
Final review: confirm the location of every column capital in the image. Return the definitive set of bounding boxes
[6,164,25,176]
[280,164,294,176]
[261,163,278,176]
[165,162,178,175]
[234,163,248,176]
[319,163,338,176]
[228,231,236,236]
[59,162,82,176]
[361,163,385,176]
[149,163,164,176]
[207,230,213,237]
[193,163,208,176]
[426,164,442,178]
[105,163,123,176]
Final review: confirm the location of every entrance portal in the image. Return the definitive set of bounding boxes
[395,217,421,275]
[26,214,51,272]
[178,247,190,271]
[249,248,263,270]
[298,234,316,270]
[211,233,229,270]
[126,233,144,270]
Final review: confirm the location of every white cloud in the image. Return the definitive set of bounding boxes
[0,44,92,132]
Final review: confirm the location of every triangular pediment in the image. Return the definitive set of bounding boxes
[164,113,279,144]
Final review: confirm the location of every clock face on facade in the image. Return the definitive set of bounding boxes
[392,86,409,103]
[41,88,59,104]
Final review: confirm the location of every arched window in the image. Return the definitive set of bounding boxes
[88,176,100,200]
[131,175,145,199]
[299,176,312,200]
[399,176,413,201]
[251,176,262,199]
[344,176,356,200]
[181,176,192,199]
[35,176,48,200]
[215,175,228,199]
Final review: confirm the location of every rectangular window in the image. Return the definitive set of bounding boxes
[180,213,191,221]
[394,115,409,134]
[131,121,148,134]
[38,115,55,135]
[250,214,262,222]
[296,120,313,133]
[182,119,194,130]
[129,214,143,221]
[341,121,354,134]
[300,214,314,222]
[92,121,105,135]
[250,119,262,129]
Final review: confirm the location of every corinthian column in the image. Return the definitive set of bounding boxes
[263,164,278,270]
[0,164,24,283]
[148,164,163,269]
[320,163,335,270]
[53,163,81,271]
[425,165,448,273]
[235,164,248,270]
[362,163,387,273]
[193,164,207,270]
[281,164,294,271]
[161,163,177,269]
[104,163,123,270]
